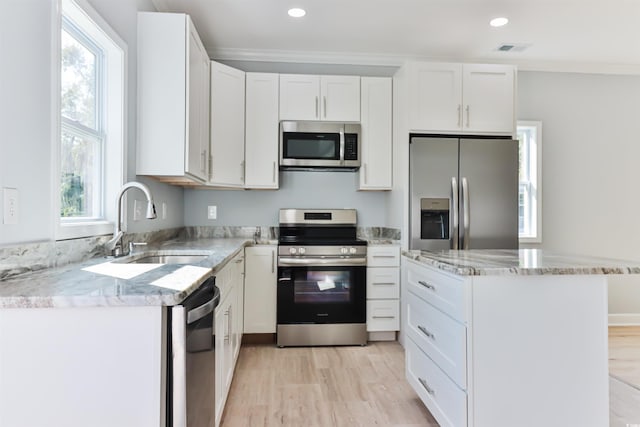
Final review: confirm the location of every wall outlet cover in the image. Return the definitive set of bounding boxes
[207,205,217,220]
[133,199,143,221]
[3,187,18,225]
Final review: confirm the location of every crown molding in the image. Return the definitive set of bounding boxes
[209,47,640,76]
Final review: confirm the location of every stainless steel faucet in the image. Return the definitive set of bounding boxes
[105,181,157,257]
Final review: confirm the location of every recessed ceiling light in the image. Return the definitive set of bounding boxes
[490,17,509,27]
[288,8,306,18]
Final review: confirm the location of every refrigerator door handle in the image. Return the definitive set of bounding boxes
[451,177,459,249]
[462,177,470,249]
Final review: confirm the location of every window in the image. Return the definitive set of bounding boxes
[54,0,126,239]
[517,121,542,243]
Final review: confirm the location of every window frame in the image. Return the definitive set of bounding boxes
[517,120,543,244]
[52,0,127,240]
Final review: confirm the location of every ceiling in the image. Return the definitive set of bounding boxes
[151,0,640,73]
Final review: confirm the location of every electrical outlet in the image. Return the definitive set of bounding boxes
[3,188,18,225]
[162,202,167,220]
[207,205,217,220]
[133,199,143,221]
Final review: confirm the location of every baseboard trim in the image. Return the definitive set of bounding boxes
[608,313,640,326]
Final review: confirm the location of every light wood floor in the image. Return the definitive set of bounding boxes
[221,330,640,427]
[609,326,640,389]
[220,341,437,426]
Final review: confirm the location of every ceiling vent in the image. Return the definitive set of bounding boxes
[495,43,531,53]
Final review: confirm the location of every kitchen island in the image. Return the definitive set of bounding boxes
[402,249,640,427]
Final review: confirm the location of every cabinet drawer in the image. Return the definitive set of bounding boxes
[366,300,399,332]
[406,337,467,427]
[367,246,400,267]
[366,267,399,299]
[406,260,467,322]
[407,292,467,389]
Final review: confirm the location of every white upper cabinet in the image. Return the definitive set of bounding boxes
[359,77,392,190]
[137,12,210,183]
[245,73,279,189]
[209,61,246,187]
[408,62,515,135]
[279,74,360,121]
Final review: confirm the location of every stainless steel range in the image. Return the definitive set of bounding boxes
[277,208,367,347]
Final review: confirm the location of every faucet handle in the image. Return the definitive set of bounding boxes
[129,241,148,254]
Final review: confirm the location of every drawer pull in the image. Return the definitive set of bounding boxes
[372,282,395,286]
[417,325,435,340]
[418,377,435,395]
[418,280,436,291]
[372,315,396,319]
[373,255,396,258]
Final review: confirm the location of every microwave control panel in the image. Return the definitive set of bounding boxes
[344,134,358,160]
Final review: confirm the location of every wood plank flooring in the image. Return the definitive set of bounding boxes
[609,326,640,389]
[221,329,640,427]
[220,342,438,426]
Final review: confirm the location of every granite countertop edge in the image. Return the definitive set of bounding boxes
[402,249,640,276]
[0,238,259,309]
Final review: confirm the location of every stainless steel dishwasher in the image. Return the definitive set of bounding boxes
[168,277,219,427]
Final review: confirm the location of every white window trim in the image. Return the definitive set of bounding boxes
[52,0,127,240]
[518,120,543,244]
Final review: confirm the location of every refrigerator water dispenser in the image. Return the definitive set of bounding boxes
[420,198,450,240]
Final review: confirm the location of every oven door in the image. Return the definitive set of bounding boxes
[277,260,366,324]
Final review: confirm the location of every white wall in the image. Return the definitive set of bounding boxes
[517,71,640,320]
[0,0,182,247]
[184,171,388,226]
[0,0,55,244]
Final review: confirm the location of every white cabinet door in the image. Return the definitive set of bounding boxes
[185,21,210,181]
[359,77,392,190]
[245,73,279,189]
[408,62,462,133]
[462,64,515,134]
[279,74,360,121]
[231,253,245,361]
[214,297,229,427]
[137,12,209,183]
[320,75,361,121]
[210,61,246,187]
[243,246,277,334]
[279,74,320,120]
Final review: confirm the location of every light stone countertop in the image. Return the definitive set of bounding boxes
[0,238,253,308]
[403,249,640,276]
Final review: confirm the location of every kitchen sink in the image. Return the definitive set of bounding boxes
[113,252,210,265]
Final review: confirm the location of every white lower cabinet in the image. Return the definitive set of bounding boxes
[402,256,610,427]
[243,246,277,333]
[214,250,244,427]
[366,245,401,338]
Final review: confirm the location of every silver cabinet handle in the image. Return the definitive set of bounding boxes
[373,315,396,319]
[418,377,435,395]
[323,96,327,118]
[208,154,213,180]
[418,280,436,291]
[372,282,395,286]
[372,255,396,258]
[451,177,459,249]
[457,105,461,127]
[462,177,470,250]
[315,96,319,118]
[363,163,368,184]
[465,105,470,128]
[240,161,245,183]
[417,325,435,340]
[271,250,275,273]
[201,150,207,174]
[272,161,276,184]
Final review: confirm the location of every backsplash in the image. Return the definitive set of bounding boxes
[0,226,399,280]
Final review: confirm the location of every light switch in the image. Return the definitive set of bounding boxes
[3,188,18,225]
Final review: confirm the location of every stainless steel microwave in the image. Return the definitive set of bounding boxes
[279,121,361,170]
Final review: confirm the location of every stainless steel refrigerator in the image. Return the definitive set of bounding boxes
[410,136,519,250]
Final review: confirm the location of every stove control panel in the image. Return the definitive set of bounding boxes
[279,245,367,258]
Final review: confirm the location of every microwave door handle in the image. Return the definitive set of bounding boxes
[339,128,345,165]
[451,177,459,249]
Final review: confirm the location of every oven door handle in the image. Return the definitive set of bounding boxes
[278,257,367,267]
